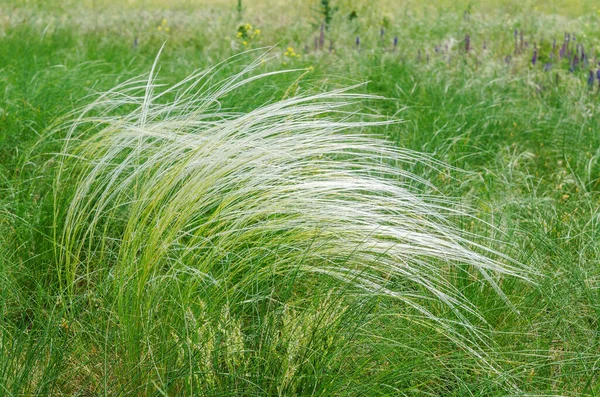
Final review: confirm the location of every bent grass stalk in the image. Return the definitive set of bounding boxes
[52,53,530,389]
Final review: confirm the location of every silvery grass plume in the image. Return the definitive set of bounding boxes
[52,51,528,376]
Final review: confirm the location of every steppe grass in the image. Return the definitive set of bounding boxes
[0,0,599,395]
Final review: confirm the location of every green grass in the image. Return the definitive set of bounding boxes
[1,0,600,395]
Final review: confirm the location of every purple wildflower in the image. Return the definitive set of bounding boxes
[465,34,471,53]
[355,36,360,48]
[394,36,398,49]
[532,43,538,65]
[588,70,595,88]
[570,53,579,72]
[133,37,138,49]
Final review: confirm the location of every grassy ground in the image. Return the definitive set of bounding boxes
[1,0,599,395]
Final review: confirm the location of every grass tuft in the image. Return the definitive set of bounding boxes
[46,53,531,392]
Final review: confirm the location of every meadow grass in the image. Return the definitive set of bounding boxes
[1,0,599,395]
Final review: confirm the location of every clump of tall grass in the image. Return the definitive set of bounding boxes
[50,53,528,392]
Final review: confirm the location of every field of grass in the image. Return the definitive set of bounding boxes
[1,0,600,395]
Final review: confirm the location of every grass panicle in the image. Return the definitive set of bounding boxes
[54,55,527,362]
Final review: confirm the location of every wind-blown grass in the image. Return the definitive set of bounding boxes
[42,53,530,393]
[1,0,599,393]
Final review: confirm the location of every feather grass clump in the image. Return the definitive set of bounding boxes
[53,54,525,362]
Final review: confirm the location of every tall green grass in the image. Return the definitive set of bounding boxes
[1,0,599,394]
[38,52,525,393]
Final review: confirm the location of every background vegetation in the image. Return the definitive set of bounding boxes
[0,0,599,395]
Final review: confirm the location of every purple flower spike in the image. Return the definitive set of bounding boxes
[381,28,385,38]
[570,55,579,72]
[355,36,360,48]
[532,45,538,66]
[465,34,471,53]
[394,36,398,48]
[588,70,595,88]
